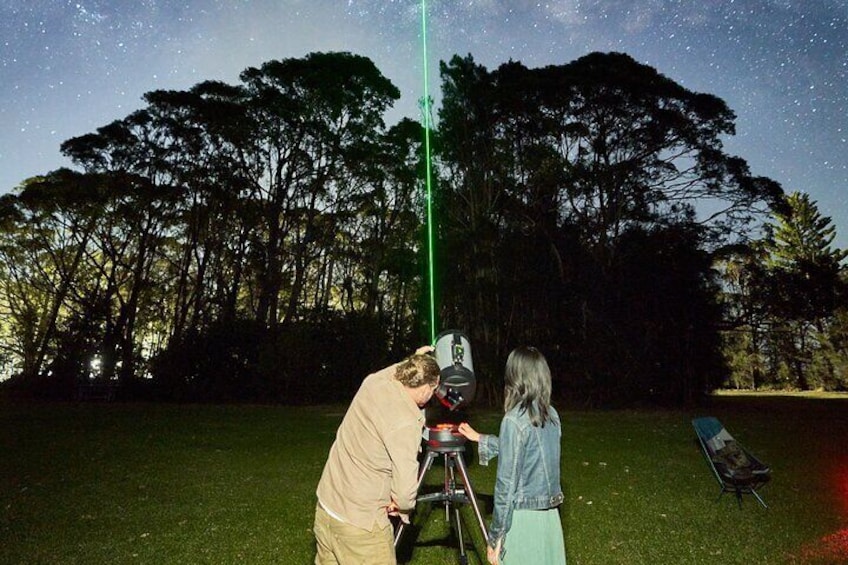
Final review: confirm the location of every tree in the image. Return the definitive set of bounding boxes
[436,52,783,405]
[0,170,107,383]
[760,191,847,389]
[714,244,771,389]
[436,54,519,401]
[238,51,400,326]
[135,82,258,338]
[340,118,428,342]
[61,117,182,383]
[764,192,846,317]
[719,191,847,391]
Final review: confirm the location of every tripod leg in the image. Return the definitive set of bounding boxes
[443,454,468,562]
[453,452,489,541]
[443,454,451,522]
[394,449,439,547]
[453,496,467,560]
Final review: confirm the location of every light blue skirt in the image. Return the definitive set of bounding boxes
[502,508,567,565]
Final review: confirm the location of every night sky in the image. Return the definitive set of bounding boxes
[2,1,846,246]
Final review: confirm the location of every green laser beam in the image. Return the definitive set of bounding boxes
[420,0,437,344]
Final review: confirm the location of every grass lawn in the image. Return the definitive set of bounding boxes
[1,395,846,564]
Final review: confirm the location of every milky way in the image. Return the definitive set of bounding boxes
[1,0,846,245]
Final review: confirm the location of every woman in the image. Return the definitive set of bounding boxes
[458,346,566,565]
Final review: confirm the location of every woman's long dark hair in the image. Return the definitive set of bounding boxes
[503,346,552,427]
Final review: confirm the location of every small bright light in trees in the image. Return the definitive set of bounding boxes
[90,355,102,376]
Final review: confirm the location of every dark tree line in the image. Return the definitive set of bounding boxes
[432,52,785,405]
[0,50,843,406]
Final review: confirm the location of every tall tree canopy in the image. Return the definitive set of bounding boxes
[435,52,785,404]
[0,50,805,406]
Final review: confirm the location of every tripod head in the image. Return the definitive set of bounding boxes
[425,423,466,452]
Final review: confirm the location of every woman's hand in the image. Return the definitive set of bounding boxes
[487,539,502,564]
[457,422,480,442]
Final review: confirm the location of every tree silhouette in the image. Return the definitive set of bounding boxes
[435,52,783,404]
[0,51,800,405]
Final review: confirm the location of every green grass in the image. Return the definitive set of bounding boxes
[1,397,846,564]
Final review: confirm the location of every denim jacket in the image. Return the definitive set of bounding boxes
[478,404,564,552]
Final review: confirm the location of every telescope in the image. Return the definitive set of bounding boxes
[432,329,475,411]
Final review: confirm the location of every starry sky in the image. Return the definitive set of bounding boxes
[2,0,847,246]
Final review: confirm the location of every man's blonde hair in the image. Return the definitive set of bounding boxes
[395,354,440,388]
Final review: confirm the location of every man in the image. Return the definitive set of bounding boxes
[314,346,439,565]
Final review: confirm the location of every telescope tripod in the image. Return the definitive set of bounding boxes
[394,445,488,565]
